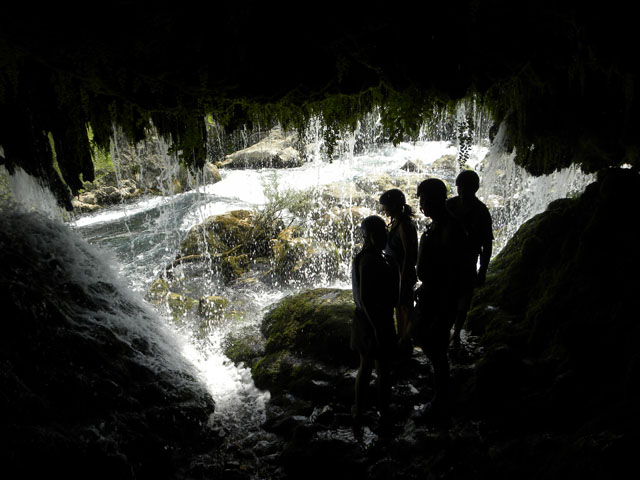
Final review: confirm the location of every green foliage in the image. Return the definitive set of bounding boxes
[86,126,113,176]
[456,113,474,171]
[2,0,639,211]
[257,172,316,227]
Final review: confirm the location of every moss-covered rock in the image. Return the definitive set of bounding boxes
[167,292,200,323]
[270,226,314,273]
[270,227,342,284]
[198,295,229,322]
[465,168,640,431]
[223,329,266,368]
[219,253,251,282]
[261,288,356,365]
[179,209,283,282]
[146,277,170,304]
[180,209,255,257]
[251,351,332,397]
[229,288,357,399]
[318,181,373,209]
[431,154,459,180]
[313,206,368,250]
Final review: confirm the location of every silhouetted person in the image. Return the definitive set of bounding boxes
[351,215,400,424]
[379,189,418,345]
[409,178,468,424]
[446,170,493,350]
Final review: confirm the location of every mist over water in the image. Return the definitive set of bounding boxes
[0,111,595,442]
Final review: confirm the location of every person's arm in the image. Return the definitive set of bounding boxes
[358,254,380,344]
[416,232,427,284]
[477,239,492,286]
[397,223,409,280]
[398,221,418,280]
[477,208,493,286]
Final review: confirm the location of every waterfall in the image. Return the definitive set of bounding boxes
[477,122,596,254]
[1,106,597,452]
[0,165,69,222]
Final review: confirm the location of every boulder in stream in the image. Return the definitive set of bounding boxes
[218,126,303,169]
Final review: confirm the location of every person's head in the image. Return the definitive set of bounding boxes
[360,215,388,250]
[416,178,448,218]
[379,188,414,218]
[455,170,480,198]
[379,188,405,217]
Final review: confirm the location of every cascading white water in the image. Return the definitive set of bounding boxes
[476,122,595,253]
[1,107,596,444]
[0,205,212,399]
[0,165,69,222]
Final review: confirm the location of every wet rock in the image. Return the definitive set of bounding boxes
[400,159,425,172]
[270,226,342,284]
[72,197,102,213]
[460,168,640,476]
[224,328,266,368]
[75,128,222,213]
[279,424,368,480]
[219,126,303,169]
[0,211,222,479]
[260,288,355,367]
[313,206,369,249]
[319,181,374,209]
[167,292,200,322]
[178,209,283,282]
[180,209,256,257]
[199,295,231,322]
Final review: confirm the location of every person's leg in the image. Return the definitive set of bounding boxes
[450,309,466,349]
[354,354,373,417]
[423,324,451,418]
[375,358,391,416]
[430,349,450,412]
[396,303,415,360]
[399,304,410,337]
[451,286,473,349]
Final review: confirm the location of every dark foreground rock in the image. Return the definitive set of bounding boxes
[0,209,224,479]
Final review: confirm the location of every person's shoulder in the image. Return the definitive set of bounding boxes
[472,197,493,223]
[446,196,461,208]
[472,196,490,212]
[359,249,381,265]
[400,215,418,231]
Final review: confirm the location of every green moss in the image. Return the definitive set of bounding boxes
[198,295,230,322]
[146,278,170,304]
[3,5,638,210]
[86,125,113,174]
[167,292,199,323]
[224,331,265,367]
[261,288,356,366]
[470,169,640,405]
[220,254,250,282]
[180,210,254,257]
[251,350,322,396]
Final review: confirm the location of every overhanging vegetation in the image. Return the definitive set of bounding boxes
[1,2,637,209]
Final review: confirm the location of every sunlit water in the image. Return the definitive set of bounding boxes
[1,122,595,444]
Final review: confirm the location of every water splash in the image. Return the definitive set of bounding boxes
[0,206,206,391]
[477,122,596,254]
[1,105,598,450]
[0,165,68,221]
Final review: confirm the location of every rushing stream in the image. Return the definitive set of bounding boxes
[1,114,595,459]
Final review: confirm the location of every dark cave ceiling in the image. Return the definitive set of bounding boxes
[0,1,637,208]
